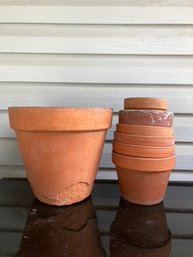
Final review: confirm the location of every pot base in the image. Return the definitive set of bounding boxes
[33,182,94,206]
[121,194,164,206]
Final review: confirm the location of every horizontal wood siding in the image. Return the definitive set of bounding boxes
[0,0,193,181]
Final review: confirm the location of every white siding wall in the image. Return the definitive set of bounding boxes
[0,0,193,181]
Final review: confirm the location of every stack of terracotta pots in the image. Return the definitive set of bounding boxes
[112,98,176,205]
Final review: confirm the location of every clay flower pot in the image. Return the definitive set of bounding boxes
[112,141,175,158]
[114,132,175,147]
[124,97,168,110]
[115,167,171,205]
[110,198,171,248]
[112,152,176,172]
[116,124,174,137]
[16,197,106,257]
[8,107,112,206]
[119,110,173,127]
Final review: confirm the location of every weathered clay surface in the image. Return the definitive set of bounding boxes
[119,110,173,127]
[116,167,171,205]
[124,97,168,110]
[34,182,93,206]
[16,130,107,206]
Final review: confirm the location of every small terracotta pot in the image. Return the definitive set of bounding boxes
[112,141,175,158]
[112,152,176,172]
[110,198,171,248]
[124,97,168,110]
[114,132,175,147]
[16,197,106,257]
[116,124,174,137]
[116,167,171,205]
[8,107,112,206]
[119,110,173,127]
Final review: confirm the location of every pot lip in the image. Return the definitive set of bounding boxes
[117,124,173,131]
[114,131,175,140]
[112,140,175,150]
[116,124,174,136]
[113,152,176,162]
[8,106,112,111]
[119,109,171,114]
[112,152,176,171]
[116,166,171,173]
[8,107,113,131]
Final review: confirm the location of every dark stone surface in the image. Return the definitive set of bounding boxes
[0,179,193,257]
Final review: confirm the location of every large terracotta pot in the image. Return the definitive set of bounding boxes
[9,107,112,206]
[116,124,174,137]
[114,132,175,147]
[112,141,175,158]
[119,110,173,127]
[124,97,168,110]
[116,167,171,205]
[16,197,106,257]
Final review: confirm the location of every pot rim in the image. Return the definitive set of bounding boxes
[116,124,174,136]
[119,109,172,114]
[112,152,176,172]
[114,131,175,140]
[8,106,112,110]
[112,140,175,150]
[112,141,175,158]
[8,107,113,131]
[116,166,171,173]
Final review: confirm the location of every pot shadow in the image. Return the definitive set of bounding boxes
[16,196,106,257]
[110,198,172,257]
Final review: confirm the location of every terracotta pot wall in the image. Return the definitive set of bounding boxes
[16,130,106,206]
[116,167,171,205]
